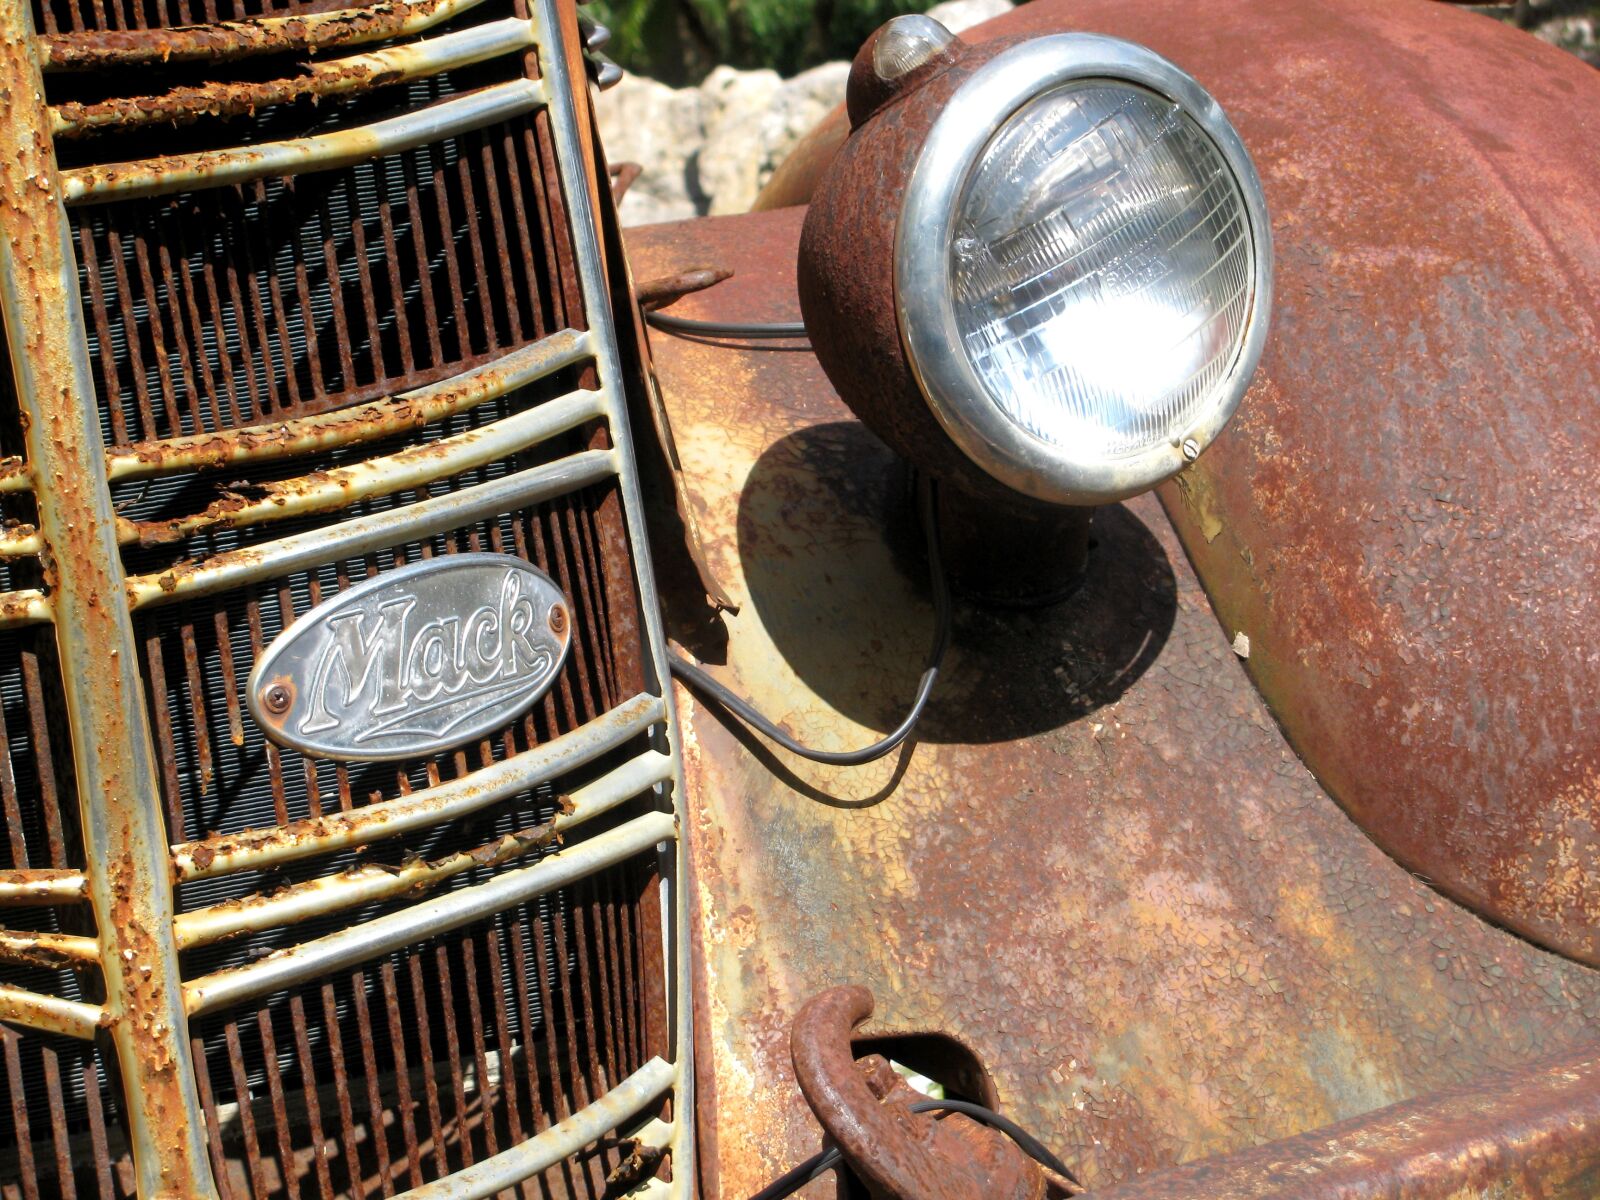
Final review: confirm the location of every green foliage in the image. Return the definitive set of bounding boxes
[588,0,926,85]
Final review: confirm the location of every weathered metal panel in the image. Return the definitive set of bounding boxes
[628,204,1600,1198]
[959,0,1600,966]
[1088,1044,1600,1199]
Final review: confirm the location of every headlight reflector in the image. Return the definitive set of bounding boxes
[950,81,1253,463]
[895,34,1272,504]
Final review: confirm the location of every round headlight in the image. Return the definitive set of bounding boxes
[799,25,1272,511]
[896,35,1272,504]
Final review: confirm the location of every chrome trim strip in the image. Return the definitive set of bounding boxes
[106,330,593,482]
[51,18,538,137]
[0,589,53,627]
[184,810,677,1016]
[174,747,674,946]
[0,985,107,1040]
[532,0,697,1189]
[0,928,99,965]
[120,388,606,546]
[124,448,618,609]
[171,692,665,881]
[62,78,547,204]
[390,1058,677,1200]
[38,0,495,70]
[0,867,89,905]
[0,7,217,1192]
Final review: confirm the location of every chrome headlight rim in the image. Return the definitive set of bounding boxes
[894,33,1275,506]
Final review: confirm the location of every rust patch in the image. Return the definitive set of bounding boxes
[38,0,463,71]
[626,202,1600,1196]
[52,58,408,138]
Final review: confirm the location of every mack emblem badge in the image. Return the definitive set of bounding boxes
[248,555,573,761]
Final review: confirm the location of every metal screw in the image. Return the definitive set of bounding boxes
[262,684,292,715]
[1181,437,1201,462]
[548,604,568,637]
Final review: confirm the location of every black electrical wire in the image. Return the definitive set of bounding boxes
[644,309,810,340]
[747,1097,1081,1200]
[668,475,949,766]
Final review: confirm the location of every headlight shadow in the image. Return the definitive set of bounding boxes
[733,419,1178,744]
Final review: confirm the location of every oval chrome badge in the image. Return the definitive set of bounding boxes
[248,554,572,761]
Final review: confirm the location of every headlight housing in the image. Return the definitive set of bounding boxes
[800,21,1273,506]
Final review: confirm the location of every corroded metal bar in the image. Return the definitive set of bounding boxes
[532,0,698,1191]
[124,448,618,608]
[0,8,219,1197]
[0,588,51,627]
[0,867,88,905]
[0,454,26,493]
[0,524,38,554]
[174,747,674,946]
[37,0,492,70]
[1088,1045,1600,1199]
[390,1057,677,1200]
[122,387,605,546]
[171,693,665,881]
[62,78,546,205]
[0,927,99,966]
[184,810,677,1016]
[52,18,537,138]
[106,329,592,483]
[0,984,107,1040]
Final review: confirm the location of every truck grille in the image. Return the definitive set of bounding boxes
[0,1,689,1197]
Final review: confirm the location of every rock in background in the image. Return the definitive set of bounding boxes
[597,0,1595,226]
[597,0,1013,225]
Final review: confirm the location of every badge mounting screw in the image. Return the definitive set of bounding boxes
[262,684,292,715]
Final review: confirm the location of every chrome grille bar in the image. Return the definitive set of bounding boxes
[174,747,675,947]
[37,0,496,69]
[0,6,218,1194]
[124,448,619,607]
[106,328,593,482]
[185,810,676,1016]
[171,691,665,880]
[52,17,539,137]
[0,987,107,1040]
[63,78,548,204]
[390,1057,676,1200]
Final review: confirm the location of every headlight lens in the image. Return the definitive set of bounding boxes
[949,81,1253,462]
[894,35,1272,504]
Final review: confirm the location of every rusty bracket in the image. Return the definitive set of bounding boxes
[791,986,1069,1200]
[635,265,734,312]
[609,160,643,203]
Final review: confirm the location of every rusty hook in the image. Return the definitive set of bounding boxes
[790,985,1052,1200]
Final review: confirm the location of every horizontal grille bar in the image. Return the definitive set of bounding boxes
[63,79,547,204]
[52,17,539,138]
[391,1056,676,1200]
[0,530,39,556]
[37,0,494,69]
[0,869,89,906]
[126,447,618,608]
[172,691,665,880]
[107,329,592,483]
[0,930,98,966]
[184,809,676,1015]
[122,385,605,546]
[174,747,674,948]
[0,985,106,1039]
[0,592,51,628]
